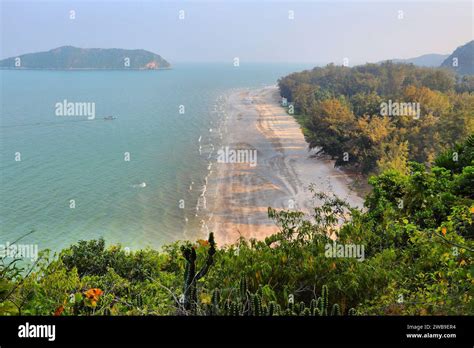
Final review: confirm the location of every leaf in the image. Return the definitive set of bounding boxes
[74,293,83,303]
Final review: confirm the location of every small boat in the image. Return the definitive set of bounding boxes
[104,116,117,120]
[132,182,147,188]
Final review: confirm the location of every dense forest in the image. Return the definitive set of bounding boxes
[278,62,474,174]
[1,134,472,316]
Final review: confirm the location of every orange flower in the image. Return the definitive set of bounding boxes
[93,288,103,296]
[196,239,209,247]
[84,288,103,301]
[441,227,447,236]
[470,206,474,214]
[84,288,103,308]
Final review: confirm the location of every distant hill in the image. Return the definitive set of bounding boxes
[377,54,449,67]
[441,40,474,76]
[0,46,170,70]
[387,54,449,67]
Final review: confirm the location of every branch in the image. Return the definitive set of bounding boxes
[432,231,474,252]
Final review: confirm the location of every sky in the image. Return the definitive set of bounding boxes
[1,0,472,65]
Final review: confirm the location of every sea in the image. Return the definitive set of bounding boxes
[0,63,313,253]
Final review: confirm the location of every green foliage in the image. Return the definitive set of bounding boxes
[1,138,472,316]
[61,238,165,282]
[278,63,474,174]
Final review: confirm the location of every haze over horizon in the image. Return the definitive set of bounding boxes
[1,0,473,65]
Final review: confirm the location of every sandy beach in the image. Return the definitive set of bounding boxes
[205,86,364,245]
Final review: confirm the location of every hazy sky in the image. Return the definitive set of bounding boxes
[1,0,472,64]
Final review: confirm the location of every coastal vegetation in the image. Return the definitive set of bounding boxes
[1,135,472,316]
[278,62,474,174]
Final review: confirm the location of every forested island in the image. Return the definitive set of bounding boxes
[0,46,170,70]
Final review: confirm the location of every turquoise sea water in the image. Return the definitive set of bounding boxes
[0,63,312,252]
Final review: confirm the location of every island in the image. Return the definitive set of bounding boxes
[0,46,171,70]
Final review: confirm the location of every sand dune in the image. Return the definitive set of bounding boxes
[206,86,364,245]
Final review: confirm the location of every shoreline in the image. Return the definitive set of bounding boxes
[205,86,364,246]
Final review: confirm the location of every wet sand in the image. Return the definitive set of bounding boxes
[205,86,364,245]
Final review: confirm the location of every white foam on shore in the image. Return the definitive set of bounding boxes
[195,92,230,236]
